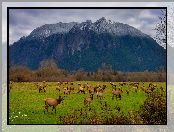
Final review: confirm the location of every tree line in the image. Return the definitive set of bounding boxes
[9,59,166,82]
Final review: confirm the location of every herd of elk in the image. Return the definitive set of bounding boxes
[9,80,163,115]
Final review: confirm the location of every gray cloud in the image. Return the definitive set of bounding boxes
[9,9,163,44]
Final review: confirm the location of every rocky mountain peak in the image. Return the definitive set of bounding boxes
[9,17,166,72]
[96,17,107,23]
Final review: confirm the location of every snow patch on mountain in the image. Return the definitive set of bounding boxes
[27,17,149,40]
[29,22,77,39]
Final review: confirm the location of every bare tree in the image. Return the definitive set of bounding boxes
[40,59,58,71]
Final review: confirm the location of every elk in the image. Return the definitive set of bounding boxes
[148,83,157,92]
[88,86,95,94]
[119,82,124,86]
[95,87,99,93]
[101,85,106,91]
[56,86,61,92]
[64,87,71,95]
[96,89,104,100]
[160,86,164,92]
[70,87,74,93]
[57,82,60,86]
[84,82,88,88]
[84,94,94,106]
[110,82,116,88]
[39,85,46,93]
[64,82,68,85]
[36,83,46,93]
[44,96,64,114]
[57,82,63,86]
[78,85,85,94]
[112,88,121,100]
[144,88,152,94]
[132,86,138,93]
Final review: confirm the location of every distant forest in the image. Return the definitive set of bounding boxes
[9,60,166,82]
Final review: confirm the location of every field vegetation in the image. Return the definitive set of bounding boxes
[9,60,166,124]
[9,81,166,124]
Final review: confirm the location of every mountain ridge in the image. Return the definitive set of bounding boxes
[9,17,166,72]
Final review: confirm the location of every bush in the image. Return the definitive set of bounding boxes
[9,61,166,82]
[9,66,33,82]
[139,91,167,124]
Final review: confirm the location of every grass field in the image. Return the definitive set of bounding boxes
[9,81,166,124]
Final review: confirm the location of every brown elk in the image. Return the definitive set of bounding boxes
[96,89,104,100]
[144,88,152,94]
[36,83,46,93]
[78,85,85,94]
[119,82,124,86]
[44,96,64,114]
[132,86,138,93]
[110,82,116,88]
[148,83,157,92]
[88,86,95,94]
[101,85,106,91]
[70,87,74,93]
[84,94,94,106]
[112,88,121,100]
[64,87,71,95]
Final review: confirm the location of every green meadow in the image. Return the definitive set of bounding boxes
[9,81,166,124]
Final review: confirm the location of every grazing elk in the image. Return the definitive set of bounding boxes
[36,83,46,93]
[144,88,152,94]
[94,86,98,93]
[44,96,64,114]
[119,82,124,86]
[84,94,94,106]
[132,86,138,93]
[110,82,117,88]
[148,83,157,92]
[88,86,95,94]
[101,85,106,91]
[160,86,164,92]
[78,85,85,94]
[112,88,121,100]
[64,87,71,95]
[96,89,104,100]
[69,87,74,93]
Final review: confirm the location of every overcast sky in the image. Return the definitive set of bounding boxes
[9,8,163,44]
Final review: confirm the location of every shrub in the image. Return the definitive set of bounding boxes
[139,91,167,124]
[9,66,33,82]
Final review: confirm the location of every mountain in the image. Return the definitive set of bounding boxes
[9,17,166,72]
